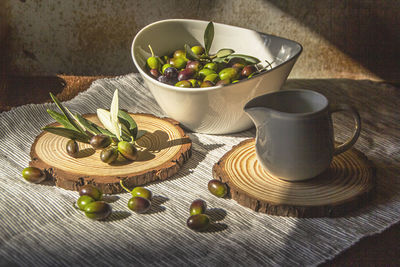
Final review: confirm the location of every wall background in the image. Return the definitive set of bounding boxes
[1,0,399,82]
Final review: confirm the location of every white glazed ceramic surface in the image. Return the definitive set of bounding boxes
[131,19,302,134]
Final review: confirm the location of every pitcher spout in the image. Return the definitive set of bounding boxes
[244,103,272,128]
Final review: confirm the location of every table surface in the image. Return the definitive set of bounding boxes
[1,74,399,266]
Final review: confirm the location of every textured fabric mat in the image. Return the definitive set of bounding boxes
[0,73,399,266]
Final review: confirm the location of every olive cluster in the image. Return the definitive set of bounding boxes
[187,199,210,231]
[120,180,152,213]
[146,45,260,88]
[76,185,112,220]
[66,134,138,164]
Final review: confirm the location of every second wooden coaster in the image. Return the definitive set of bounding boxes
[213,139,375,218]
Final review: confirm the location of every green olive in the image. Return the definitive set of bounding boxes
[219,67,240,82]
[173,49,186,59]
[208,179,228,198]
[188,79,201,88]
[169,57,187,70]
[175,80,192,88]
[200,80,214,87]
[203,73,219,83]
[162,63,173,74]
[216,79,230,86]
[128,197,151,214]
[66,139,79,157]
[100,146,119,164]
[190,199,207,215]
[21,167,46,184]
[198,68,216,80]
[147,57,160,70]
[118,141,138,161]
[191,46,204,55]
[131,187,152,200]
[187,214,210,231]
[204,62,218,72]
[79,184,103,200]
[90,134,111,149]
[84,201,112,220]
[77,195,95,211]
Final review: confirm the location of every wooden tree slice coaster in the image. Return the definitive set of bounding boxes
[213,139,376,218]
[30,113,191,194]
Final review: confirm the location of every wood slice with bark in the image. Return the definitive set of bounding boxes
[213,139,376,218]
[30,113,191,194]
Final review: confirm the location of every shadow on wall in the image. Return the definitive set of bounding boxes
[266,0,400,83]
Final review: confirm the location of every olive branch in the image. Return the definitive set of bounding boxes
[43,90,144,143]
[184,22,261,66]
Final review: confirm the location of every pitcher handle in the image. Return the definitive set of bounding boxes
[330,103,361,155]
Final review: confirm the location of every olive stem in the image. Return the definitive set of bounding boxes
[119,179,132,193]
[148,44,155,57]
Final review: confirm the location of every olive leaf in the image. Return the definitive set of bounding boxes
[96,126,116,138]
[110,89,121,141]
[118,110,138,140]
[46,109,76,130]
[204,21,214,56]
[97,108,131,139]
[226,54,261,64]
[184,44,199,61]
[74,114,103,135]
[42,126,90,143]
[49,93,85,133]
[211,57,229,64]
[97,109,114,134]
[216,48,234,58]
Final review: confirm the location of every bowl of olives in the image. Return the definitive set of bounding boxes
[131,19,302,134]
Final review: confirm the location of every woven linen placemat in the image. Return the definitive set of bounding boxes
[0,73,399,266]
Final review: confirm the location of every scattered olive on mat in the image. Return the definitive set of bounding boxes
[131,187,153,200]
[208,179,228,198]
[100,146,119,164]
[84,201,112,220]
[187,214,210,231]
[128,197,151,214]
[21,167,46,184]
[120,180,153,214]
[190,199,207,216]
[77,195,95,211]
[90,134,111,149]
[79,184,103,201]
[66,139,79,157]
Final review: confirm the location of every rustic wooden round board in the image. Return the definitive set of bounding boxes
[30,113,191,194]
[213,139,376,218]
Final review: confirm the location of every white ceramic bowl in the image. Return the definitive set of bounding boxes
[131,19,302,134]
